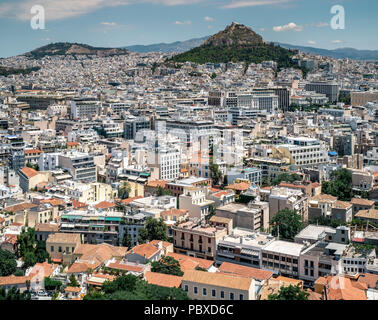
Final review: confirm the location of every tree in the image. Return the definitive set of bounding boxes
[271,173,302,186]
[151,256,184,276]
[271,209,302,241]
[322,169,354,201]
[122,229,133,248]
[268,285,309,300]
[205,205,216,221]
[16,228,50,269]
[84,274,189,300]
[118,182,131,200]
[210,163,223,186]
[211,72,217,79]
[68,274,80,287]
[0,249,17,276]
[157,186,172,197]
[236,194,255,204]
[44,277,62,291]
[138,217,169,244]
[0,286,31,301]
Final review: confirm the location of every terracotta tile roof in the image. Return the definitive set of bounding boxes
[67,141,79,146]
[333,200,352,209]
[218,262,273,281]
[167,252,214,271]
[212,190,233,198]
[67,262,96,274]
[225,182,251,192]
[323,276,367,300]
[355,209,378,220]
[25,149,42,155]
[357,273,378,289]
[20,167,39,179]
[121,196,143,204]
[311,194,338,202]
[4,202,37,213]
[350,198,375,206]
[74,243,128,267]
[35,223,59,232]
[94,201,116,210]
[41,198,66,207]
[29,262,58,279]
[149,240,172,249]
[65,286,81,293]
[146,180,167,188]
[160,208,188,217]
[71,200,88,209]
[127,243,160,260]
[145,271,183,288]
[107,261,145,273]
[182,270,252,291]
[0,275,31,286]
[208,187,221,193]
[275,276,303,286]
[47,232,81,244]
[3,234,18,245]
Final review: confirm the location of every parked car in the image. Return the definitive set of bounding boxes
[37,290,48,296]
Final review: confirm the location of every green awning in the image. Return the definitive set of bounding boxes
[105,217,121,222]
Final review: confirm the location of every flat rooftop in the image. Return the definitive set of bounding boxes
[263,240,304,257]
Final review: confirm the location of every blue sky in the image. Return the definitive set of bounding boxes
[0,0,377,58]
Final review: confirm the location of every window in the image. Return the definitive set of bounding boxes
[212,289,216,298]
[194,287,198,294]
[50,246,54,252]
[58,246,62,253]
[203,288,207,296]
[184,285,188,292]
[239,294,244,300]
[220,291,225,299]
[230,293,234,300]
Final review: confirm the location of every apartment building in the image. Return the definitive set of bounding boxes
[59,210,124,245]
[261,240,306,278]
[71,98,101,119]
[269,187,308,223]
[179,187,215,220]
[305,81,339,103]
[149,146,181,181]
[299,241,346,286]
[216,202,267,232]
[216,228,275,269]
[59,151,97,182]
[172,220,228,260]
[46,232,82,265]
[182,270,255,300]
[124,116,151,140]
[272,137,329,168]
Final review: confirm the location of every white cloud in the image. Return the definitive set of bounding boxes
[101,22,117,26]
[315,22,329,28]
[307,40,316,45]
[0,0,204,21]
[332,40,342,44]
[174,20,191,25]
[204,16,214,22]
[273,22,303,32]
[221,0,293,9]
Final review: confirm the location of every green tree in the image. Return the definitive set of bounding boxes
[268,284,309,300]
[118,182,131,200]
[68,274,80,287]
[44,277,62,291]
[271,173,302,186]
[210,163,223,186]
[271,209,302,241]
[211,72,217,79]
[322,169,354,201]
[157,186,173,196]
[151,256,184,276]
[0,286,31,300]
[205,205,216,221]
[122,229,133,248]
[15,227,36,258]
[138,217,169,244]
[0,249,17,276]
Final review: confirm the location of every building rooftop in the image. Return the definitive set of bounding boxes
[263,240,304,257]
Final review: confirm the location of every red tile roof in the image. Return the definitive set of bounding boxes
[20,167,39,179]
